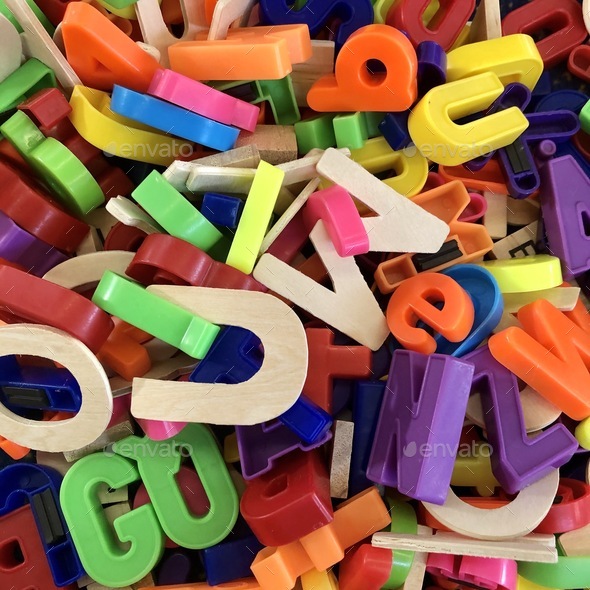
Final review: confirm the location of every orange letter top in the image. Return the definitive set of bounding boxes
[307,24,418,112]
[386,272,475,355]
[62,2,161,93]
[489,299,590,420]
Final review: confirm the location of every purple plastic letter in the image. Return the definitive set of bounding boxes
[464,345,578,494]
[540,155,590,280]
[0,210,68,276]
[236,420,332,480]
[366,350,474,505]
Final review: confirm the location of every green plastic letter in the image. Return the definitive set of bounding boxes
[59,453,165,587]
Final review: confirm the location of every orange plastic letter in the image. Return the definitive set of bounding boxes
[169,25,312,81]
[489,299,590,420]
[251,487,390,590]
[386,272,475,354]
[307,24,418,112]
[62,2,161,93]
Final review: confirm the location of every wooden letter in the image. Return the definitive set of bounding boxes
[254,221,390,350]
[131,287,308,425]
[0,325,112,452]
[316,148,449,253]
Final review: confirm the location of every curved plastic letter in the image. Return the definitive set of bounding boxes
[115,424,239,549]
[409,72,529,166]
[60,453,165,587]
[308,24,417,112]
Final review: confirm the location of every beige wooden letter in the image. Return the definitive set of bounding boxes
[254,221,390,350]
[422,469,559,540]
[135,0,207,67]
[0,325,112,452]
[316,148,449,253]
[208,0,257,40]
[469,0,502,42]
[372,530,557,562]
[43,251,134,289]
[4,0,81,93]
[131,287,308,425]
[583,0,590,37]
[0,13,22,83]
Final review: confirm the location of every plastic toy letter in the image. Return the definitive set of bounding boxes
[408,72,529,166]
[225,161,283,274]
[307,24,418,112]
[386,272,475,355]
[387,0,475,50]
[59,453,165,588]
[69,86,193,167]
[240,450,333,547]
[92,272,221,359]
[489,299,590,420]
[168,24,312,81]
[540,155,590,280]
[366,350,475,504]
[0,110,104,217]
[61,2,161,92]
[0,506,64,590]
[0,464,83,586]
[446,34,543,90]
[132,171,225,254]
[464,345,578,494]
[130,286,308,425]
[114,424,239,549]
